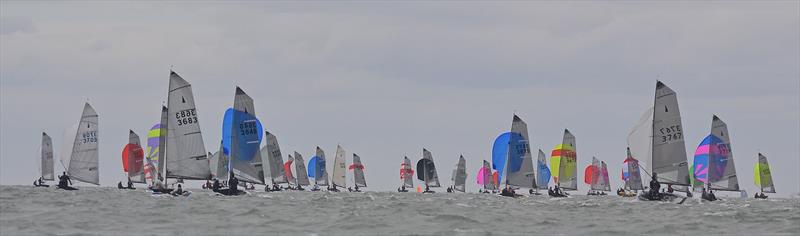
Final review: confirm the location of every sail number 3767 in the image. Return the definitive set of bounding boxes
[658,125,682,142]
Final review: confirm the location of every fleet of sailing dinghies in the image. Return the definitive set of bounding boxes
[37,73,776,200]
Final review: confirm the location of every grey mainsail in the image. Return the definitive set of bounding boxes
[452,155,467,192]
[419,148,440,187]
[352,153,367,187]
[331,145,347,188]
[165,71,210,180]
[506,115,536,189]
[40,132,54,181]
[401,156,414,188]
[294,152,310,186]
[214,141,228,180]
[67,103,100,185]
[625,148,644,190]
[127,130,145,183]
[649,81,690,186]
[263,131,286,184]
[229,87,264,184]
[709,115,740,191]
[558,129,578,190]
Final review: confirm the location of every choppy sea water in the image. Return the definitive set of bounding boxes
[1,185,798,236]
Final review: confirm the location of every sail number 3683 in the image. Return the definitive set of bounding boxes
[175,109,198,126]
[658,125,682,142]
[81,131,97,144]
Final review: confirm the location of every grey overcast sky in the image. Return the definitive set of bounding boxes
[1,2,798,195]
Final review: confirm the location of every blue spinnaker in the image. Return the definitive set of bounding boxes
[221,108,263,162]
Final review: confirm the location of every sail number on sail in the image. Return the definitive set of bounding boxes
[658,125,683,142]
[175,109,198,126]
[81,131,97,144]
[239,121,258,136]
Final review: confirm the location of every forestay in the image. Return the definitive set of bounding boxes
[166,71,210,180]
[67,103,100,185]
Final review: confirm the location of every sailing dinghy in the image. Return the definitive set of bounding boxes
[59,102,100,190]
[307,147,330,191]
[619,147,643,197]
[691,115,740,201]
[416,148,440,193]
[294,151,310,190]
[398,156,414,192]
[477,160,496,193]
[448,155,467,193]
[349,153,367,192]
[119,130,145,189]
[550,129,576,197]
[263,131,286,191]
[34,132,54,187]
[330,145,347,192]
[753,153,774,199]
[630,81,691,202]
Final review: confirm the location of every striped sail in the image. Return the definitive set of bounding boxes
[263,131,286,184]
[124,130,145,183]
[505,115,536,189]
[400,156,414,188]
[294,152,310,186]
[649,81,690,186]
[350,153,367,188]
[145,123,162,184]
[754,153,775,193]
[331,145,347,188]
[67,103,100,185]
[166,71,210,180]
[451,155,467,192]
[40,132,54,181]
[536,149,550,190]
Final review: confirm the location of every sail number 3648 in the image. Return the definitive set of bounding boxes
[175,109,198,126]
[658,125,682,142]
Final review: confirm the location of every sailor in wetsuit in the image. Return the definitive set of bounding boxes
[212,179,221,192]
[171,184,184,196]
[127,178,134,189]
[649,172,661,198]
[58,172,72,189]
[229,172,239,193]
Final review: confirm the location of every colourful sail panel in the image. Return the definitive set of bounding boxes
[222,107,264,184]
[754,153,775,193]
[622,147,643,190]
[536,150,551,190]
[491,132,511,184]
[122,130,145,183]
[400,156,414,188]
[551,129,577,190]
[145,123,162,184]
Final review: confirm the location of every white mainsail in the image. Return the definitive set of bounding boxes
[40,132,54,181]
[352,153,367,188]
[505,115,536,189]
[649,81,690,186]
[67,103,100,185]
[165,71,210,180]
[294,152,310,186]
[452,155,467,192]
[263,131,286,184]
[709,115,740,191]
[331,145,347,188]
[127,130,145,183]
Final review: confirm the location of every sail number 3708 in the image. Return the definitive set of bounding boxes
[175,109,198,126]
[658,125,682,142]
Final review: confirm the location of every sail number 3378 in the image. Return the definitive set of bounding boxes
[175,109,198,126]
[658,125,682,142]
